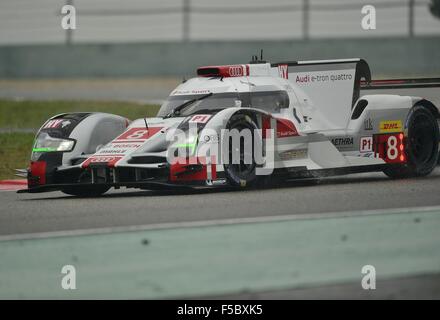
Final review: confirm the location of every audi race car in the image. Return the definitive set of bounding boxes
[18,57,440,196]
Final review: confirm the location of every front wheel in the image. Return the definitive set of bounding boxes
[384,106,439,178]
[223,114,260,188]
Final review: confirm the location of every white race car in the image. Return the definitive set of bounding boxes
[19,57,440,196]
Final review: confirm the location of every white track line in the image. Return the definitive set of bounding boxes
[1,205,439,242]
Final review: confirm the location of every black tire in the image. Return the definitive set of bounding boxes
[384,105,439,178]
[223,114,261,187]
[61,185,110,197]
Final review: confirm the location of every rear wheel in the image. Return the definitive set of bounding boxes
[384,106,439,178]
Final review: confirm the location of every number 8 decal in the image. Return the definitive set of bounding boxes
[387,135,398,160]
[373,132,405,164]
[126,130,149,140]
[115,127,162,141]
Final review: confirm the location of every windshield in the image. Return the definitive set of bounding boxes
[157,92,241,118]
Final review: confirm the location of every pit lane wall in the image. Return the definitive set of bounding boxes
[1,36,439,78]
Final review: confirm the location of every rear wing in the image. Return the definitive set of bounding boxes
[360,78,440,89]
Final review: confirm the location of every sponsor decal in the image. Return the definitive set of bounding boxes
[331,137,354,147]
[364,118,373,131]
[189,114,211,123]
[191,89,211,94]
[379,120,402,133]
[171,89,211,95]
[278,64,288,79]
[295,73,352,84]
[360,136,373,152]
[276,118,298,138]
[96,142,143,155]
[82,156,124,168]
[296,75,310,83]
[279,148,307,161]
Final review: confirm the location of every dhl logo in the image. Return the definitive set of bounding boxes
[379,120,402,133]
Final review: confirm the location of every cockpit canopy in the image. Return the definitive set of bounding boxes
[157,90,289,118]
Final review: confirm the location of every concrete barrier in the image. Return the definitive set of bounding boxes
[0,36,439,78]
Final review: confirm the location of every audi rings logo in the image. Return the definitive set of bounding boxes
[90,156,115,163]
[228,66,244,77]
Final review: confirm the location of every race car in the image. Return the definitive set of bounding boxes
[18,57,440,196]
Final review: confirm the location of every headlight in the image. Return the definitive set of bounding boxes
[32,132,75,152]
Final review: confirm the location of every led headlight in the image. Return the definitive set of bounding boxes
[32,132,75,153]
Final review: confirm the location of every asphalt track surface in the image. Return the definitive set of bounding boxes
[2,169,440,236]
